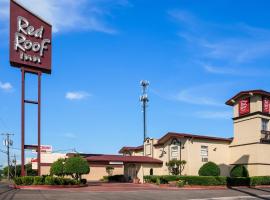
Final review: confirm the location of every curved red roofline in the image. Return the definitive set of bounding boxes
[226,90,270,106]
[156,132,232,145]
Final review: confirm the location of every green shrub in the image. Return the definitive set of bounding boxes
[14,177,23,185]
[80,179,87,185]
[101,176,109,181]
[50,158,66,177]
[176,180,185,187]
[230,165,249,177]
[199,162,220,176]
[156,177,160,185]
[143,175,226,186]
[181,176,226,186]
[44,176,55,185]
[227,177,250,186]
[108,175,125,182]
[250,176,270,186]
[64,156,90,181]
[33,176,44,185]
[21,176,34,185]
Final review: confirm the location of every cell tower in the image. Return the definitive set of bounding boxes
[140,80,150,142]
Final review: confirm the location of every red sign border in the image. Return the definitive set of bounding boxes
[262,96,270,113]
[9,0,52,74]
[238,97,250,116]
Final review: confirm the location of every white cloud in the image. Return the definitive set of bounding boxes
[195,111,231,119]
[175,90,222,107]
[0,0,128,34]
[64,133,77,139]
[170,82,236,107]
[65,91,90,100]
[0,82,13,91]
[169,10,270,75]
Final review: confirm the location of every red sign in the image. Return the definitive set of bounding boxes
[263,97,270,113]
[10,0,52,74]
[239,98,250,115]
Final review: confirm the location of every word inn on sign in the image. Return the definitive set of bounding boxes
[14,16,51,64]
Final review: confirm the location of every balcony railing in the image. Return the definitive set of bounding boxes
[261,130,270,143]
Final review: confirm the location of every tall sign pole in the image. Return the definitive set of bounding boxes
[10,0,52,176]
[140,80,149,142]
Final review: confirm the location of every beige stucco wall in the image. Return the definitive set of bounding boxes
[40,166,50,175]
[232,115,262,145]
[82,166,123,181]
[140,137,231,177]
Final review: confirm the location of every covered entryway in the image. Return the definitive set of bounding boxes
[86,154,163,182]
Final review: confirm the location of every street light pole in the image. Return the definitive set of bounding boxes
[140,80,150,142]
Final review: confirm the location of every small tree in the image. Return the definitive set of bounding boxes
[106,166,114,176]
[50,158,66,177]
[166,160,187,175]
[199,162,220,176]
[64,156,90,181]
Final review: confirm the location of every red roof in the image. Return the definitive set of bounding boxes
[226,90,270,106]
[156,132,232,145]
[86,155,162,164]
[118,145,143,153]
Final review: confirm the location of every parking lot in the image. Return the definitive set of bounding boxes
[2,183,270,200]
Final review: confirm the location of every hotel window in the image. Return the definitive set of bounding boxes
[171,145,179,159]
[262,119,269,131]
[145,144,151,155]
[201,146,208,162]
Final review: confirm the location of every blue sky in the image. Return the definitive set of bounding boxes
[1,0,270,165]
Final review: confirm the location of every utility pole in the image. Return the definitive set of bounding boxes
[140,80,150,142]
[12,154,17,178]
[2,133,14,180]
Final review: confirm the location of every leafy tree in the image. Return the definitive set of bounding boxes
[230,165,249,177]
[106,166,114,176]
[166,160,187,175]
[64,156,90,181]
[3,163,37,178]
[199,162,220,176]
[50,158,66,177]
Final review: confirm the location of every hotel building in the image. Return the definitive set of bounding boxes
[38,90,270,181]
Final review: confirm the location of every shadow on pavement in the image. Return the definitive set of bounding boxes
[0,189,18,200]
[229,187,270,200]
[251,187,270,194]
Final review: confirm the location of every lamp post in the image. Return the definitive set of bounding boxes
[140,80,149,142]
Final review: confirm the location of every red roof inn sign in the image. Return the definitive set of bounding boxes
[10,0,52,73]
[9,0,52,176]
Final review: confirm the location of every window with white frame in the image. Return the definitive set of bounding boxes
[171,145,179,159]
[201,146,208,162]
[262,119,269,131]
[145,144,151,155]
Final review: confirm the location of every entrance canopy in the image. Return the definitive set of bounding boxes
[86,155,162,165]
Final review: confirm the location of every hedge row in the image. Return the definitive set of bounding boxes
[144,175,226,186]
[144,175,270,186]
[14,176,86,186]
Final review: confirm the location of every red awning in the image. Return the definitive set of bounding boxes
[86,155,162,164]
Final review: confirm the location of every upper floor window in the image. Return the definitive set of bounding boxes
[145,144,151,155]
[262,119,269,131]
[171,145,179,159]
[201,146,208,162]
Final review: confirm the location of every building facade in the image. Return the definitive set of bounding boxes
[38,90,270,182]
[119,90,270,181]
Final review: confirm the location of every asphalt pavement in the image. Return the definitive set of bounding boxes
[1,186,270,200]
